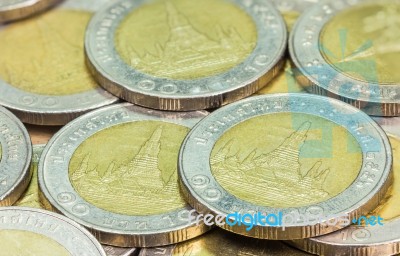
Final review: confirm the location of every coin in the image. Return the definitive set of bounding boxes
[15,145,45,208]
[140,228,310,256]
[272,0,320,30]
[0,106,32,206]
[289,0,400,116]
[102,246,139,256]
[0,207,106,255]
[0,0,118,125]
[0,0,61,23]
[178,93,392,239]
[85,0,286,111]
[288,118,400,256]
[38,103,210,247]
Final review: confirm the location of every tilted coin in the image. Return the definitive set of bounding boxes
[178,93,392,239]
[0,207,106,255]
[0,106,32,206]
[290,0,400,116]
[140,228,310,256]
[38,103,210,247]
[102,246,138,256]
[15,145,45,208]
[0,0,61,23]
[85,0,286,111]
[289,118,400,256]
[0,0,118,125]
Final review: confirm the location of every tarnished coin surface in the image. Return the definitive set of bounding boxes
[0,106,31,206]
[0,0,117,125]
[39,103,210,247]
[0,0,61,23]
[0,207,106,256]
[85,0,286,111]
[140,228,310,256]
[179,93,392,239]
[289,118,400,256]
[290,0,400,116]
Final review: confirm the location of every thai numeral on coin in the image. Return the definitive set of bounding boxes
[341,228,371,241]
[191,175,210,188]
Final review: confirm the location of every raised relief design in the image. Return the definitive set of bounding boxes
[116,0,257,79]
[0,10,98,95]
[70,125,187,215]
[211,122,331,207]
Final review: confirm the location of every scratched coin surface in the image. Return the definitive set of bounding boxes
[0,0,117,125]
[85,0,286,111]
[139,228,310,256]
[38,103,210,247]
[289,118,400,256]
[0,106,32,206]
[290,0,400,116]
[0,207,106,256]
[0,0,61,23]
[179,93,392,239]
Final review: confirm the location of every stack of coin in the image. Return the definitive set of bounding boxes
[1,0,399,255]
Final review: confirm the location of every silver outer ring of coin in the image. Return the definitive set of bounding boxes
[272,0,321,13]
[38,103,210,247]
[102,245,138,256]
[0,207,106,255]
[288,117,400,256]
[289,0,400,117]
[84,0,287,111]
[0,106,32,206]
[0,0,61,23]
[0,0,118,125]
[178,93,392,240]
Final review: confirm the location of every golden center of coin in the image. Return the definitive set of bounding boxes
[16,152,42,208]
[370,135,400,221]
[0,10,98,96]
[0,230,70,256]
[114,0,257,80]
[320,2,400,84]
[210,113,362,208]
[69,121,189,216]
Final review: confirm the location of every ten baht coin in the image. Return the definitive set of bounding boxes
[0,0,118,125]
[178,93,392,240]
[140,228,310,256]
[85,0,287,111]
[289,0,400,116]
[0,207,106,256]
[0,106,32,206]
[38,103,210,247]
[289,118,400,256]
[0,0,61,23]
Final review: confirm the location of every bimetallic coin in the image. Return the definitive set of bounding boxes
[0,0,61,23]
[178,94,392,239]
[271,0,320,30]
[0,106,32,206]
[140,228,310,256]
[0,0,118,125]
[0,207,106,255]
[290,0,400,116]
[15,145,45,208]
[39,103,210,247]
[85,0,286,111]
[289,118,400,256]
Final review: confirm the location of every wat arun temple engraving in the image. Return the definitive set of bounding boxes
[125,1,255,79]
[211,122,331,207]
[70,126,185,215]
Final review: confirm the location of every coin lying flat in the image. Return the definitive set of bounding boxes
[85,0,286,111]
[290,0,400,116]
[0,0,61,23]
[289,118,400,256]
[15,145,44,208]
[140,228,310,256]
[179,93,392,239]
[0,207,106,256]
[0,0,117,125]
[39,103,210,247]
[0,106,32,206]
